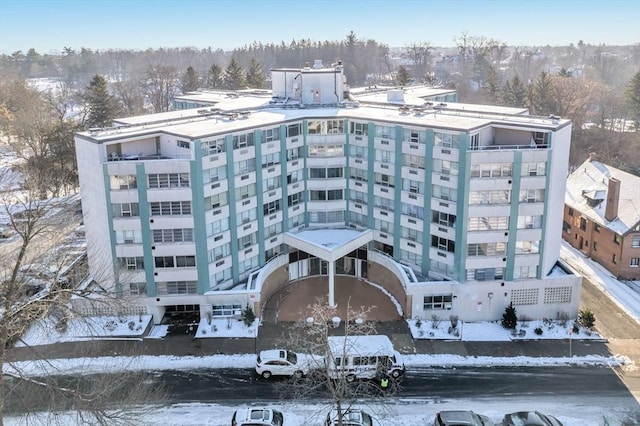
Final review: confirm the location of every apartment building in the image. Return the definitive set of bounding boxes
[564,158,640,280]
[74,61,580,324]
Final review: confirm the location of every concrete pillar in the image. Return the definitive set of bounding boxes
[328,260,336,308]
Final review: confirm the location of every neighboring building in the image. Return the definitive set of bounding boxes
[564,158,640,280]
[74,60,580,324]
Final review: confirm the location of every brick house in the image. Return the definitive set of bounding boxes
[564,158,640,280]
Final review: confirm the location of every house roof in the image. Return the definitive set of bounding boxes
[565,159,640,235]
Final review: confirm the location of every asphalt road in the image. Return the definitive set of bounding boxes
[159,366,636,406]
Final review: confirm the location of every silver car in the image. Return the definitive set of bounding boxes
[502,411,563,426]
[434,410,495,426]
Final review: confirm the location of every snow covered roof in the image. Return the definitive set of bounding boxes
[565,159,640,234]
[327,334,395,355]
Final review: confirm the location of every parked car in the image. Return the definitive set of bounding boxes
[255,349,308,379]
[231,407,284,426]
[434,410,495,426]
[326,408,375,426]
[502,411,563,426]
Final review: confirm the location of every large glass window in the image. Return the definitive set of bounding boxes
[149,201,191,216]
[110,175,137,190]
[113,203,140,217]
[469,216,509,231]
[434,132,459,148]
[423,294,453,310]
[232,132,254,149]
[152,228,194,243]
[471,163,512,178]
[350,121,368,136]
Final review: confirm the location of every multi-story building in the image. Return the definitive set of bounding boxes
[75,61,580,324]
[564,158,640,280]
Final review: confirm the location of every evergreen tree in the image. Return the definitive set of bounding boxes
[578,308,596,329]
[246,58,266,89]
[207,64,224,89]
[84,74,119,128]
[180,66,200,93]
[223,59,246,90]
[527,71,558,116]
[624,70,640,130]
[396,65,412,87]
[481,65,502,104]
[502,74,527,107]
[501,303,518,330]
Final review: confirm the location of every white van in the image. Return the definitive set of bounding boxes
[326,335,405,382]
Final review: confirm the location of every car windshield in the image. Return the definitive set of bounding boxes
[286,351,297,364]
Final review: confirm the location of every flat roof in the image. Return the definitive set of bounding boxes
[291,228,366,251]
[79,90,569,142]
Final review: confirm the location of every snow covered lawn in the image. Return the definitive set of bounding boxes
[406,318,602,341]
[194,317,259,338]
[15,315,153,347]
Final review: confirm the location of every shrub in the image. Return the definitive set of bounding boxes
[501,303,517,330]
[556,311,570,327]
[534,327,543,335]
[128,321,135,331]
[206,311,212,325]
[578,308,596,329]
[431,314,442,329]
[449,314,459,330]
[519,315,530,328]
[242,304,256,327]
[415,317,422,329]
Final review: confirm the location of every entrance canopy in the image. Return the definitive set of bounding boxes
[284,228,373,262]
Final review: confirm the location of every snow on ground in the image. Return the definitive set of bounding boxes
[6,351,626,379]
[4,396,638,426]
[406,318,602,341]
[15,315,153,347]
[560,241,640,324]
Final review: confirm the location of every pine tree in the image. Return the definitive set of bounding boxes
[481,65,502,104]
[578,308,596,329]
[396,65,412,87]
[85,74,119,128]
[528,71,558,115]
[502,74,527,107]
[207,64,224,89]
[223,59,246,90]
[501,303,517,330]
[246,58,266,89]
[624,70,640,130]
[181,66,200,93]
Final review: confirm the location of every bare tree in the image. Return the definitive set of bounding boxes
[0,181,165,425]
[142,63,178,113]
[276,300,399,425]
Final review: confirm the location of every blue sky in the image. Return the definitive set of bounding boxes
[1,0,639,54]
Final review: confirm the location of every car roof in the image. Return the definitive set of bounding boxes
[235,407,275,423]
[258,349,287,361]
[505,411,556,426]
[438,410,480,424]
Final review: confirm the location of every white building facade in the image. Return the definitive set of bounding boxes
[75,62,580,324]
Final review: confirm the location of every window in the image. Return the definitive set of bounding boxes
[235,158,256,175]
[522,162,546,176]
[110,175,137,190]
[402,203,424,219]
[239,208,257,224]
[127,282,147,296]
[402,179,423,194]
[431,236,455,252]
[403,128,421,143]
[470,163,512,178]
[237,183,256,199]
[631,258,640,267]
[423,295,453,310]
[261,153,280,168]
[212,304,242,317]
[563,221,571,234]
[593,241,598,251]
[205,138,225,155]
[594,224,601,233]
[403,154,424,169]
[517,215,543,229]
[152,228,194,243]
[633,235,640,248]
[568,208,574,216]
[232,132,254,149]
[350,168,367,182]
[580,217,587,231]
[350,121,368,136]
[434,132,459,148]
[514,266,537,279]
[402,227,421,242]
[469,190,510,205]
[468,242,507,256]
[515,240,540,254]
[519,189,544,203]
[286,123,301,138]
[287,169,303,184]
[375,125,393,139]
[263,177,280,191]
[467,267,505,281]
[287,147,303,161]
[205,165,227,183]
[157,281,198,295]
[308,144,344,157]
[149,201,191,216]
[264,127,280,142]
[263,200,281,215]
[433,159,459,176]
[155,256,174,268]
[612,254,617,264]
[614,234,622,245]
[432,211,456,227]
[432,185,457,201]
[175,255,196,267]
[116,230,142,244]
[148,173,190,188]
[208,243,231,262]
[177,140,190,149]
[120,257,144,270]
[469,216,509,231]
[113,203,139,217]
[288,192,303,206]
[208,192,228,209]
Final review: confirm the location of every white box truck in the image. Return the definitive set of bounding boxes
[326,334,405,382]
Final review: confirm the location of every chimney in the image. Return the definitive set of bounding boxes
[588,152,597,162]
[604,177,620,221]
